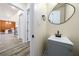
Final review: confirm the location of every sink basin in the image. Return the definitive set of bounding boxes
[48,35,73,46]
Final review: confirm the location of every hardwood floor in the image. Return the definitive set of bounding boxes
[0,33,30,56]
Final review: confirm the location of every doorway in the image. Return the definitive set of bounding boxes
[0,3,30,56]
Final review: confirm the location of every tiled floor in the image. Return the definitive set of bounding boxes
[0,33,30,56]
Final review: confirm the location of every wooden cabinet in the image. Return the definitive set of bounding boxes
[0,20,16,32]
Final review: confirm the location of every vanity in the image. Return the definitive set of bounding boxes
[44,35,74,56]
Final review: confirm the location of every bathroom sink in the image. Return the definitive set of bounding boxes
[43,35,74,56]
[48,35,73,46]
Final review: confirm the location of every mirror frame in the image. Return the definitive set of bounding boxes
[48,3,76,25]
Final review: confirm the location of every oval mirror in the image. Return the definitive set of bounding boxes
[48,3,75,25]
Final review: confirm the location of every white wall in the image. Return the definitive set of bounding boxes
[0,8,15,21]
[47,3,79,55]
[0,3,19,21]
[30,3,48,56]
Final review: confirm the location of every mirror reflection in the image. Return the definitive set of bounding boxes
[48,3,75,25]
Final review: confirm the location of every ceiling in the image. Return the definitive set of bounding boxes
[0,3,20,19]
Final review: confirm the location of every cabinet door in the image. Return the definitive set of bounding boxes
[47,40,73,56]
